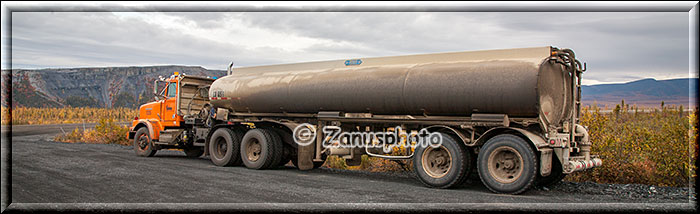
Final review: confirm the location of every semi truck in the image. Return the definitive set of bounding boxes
[127,46,601,194]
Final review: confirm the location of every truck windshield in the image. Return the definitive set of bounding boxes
[167,83,177,98]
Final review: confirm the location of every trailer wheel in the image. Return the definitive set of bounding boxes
[240,129,283,170]
[536,156,566,188]
[209,128,243,166]
[477,134,537,194]
[134,127,157,157]
[413,133,471,188]
[277,143,294,167]
[183,147,204,158]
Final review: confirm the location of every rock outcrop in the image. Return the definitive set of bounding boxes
[2,66,226,108]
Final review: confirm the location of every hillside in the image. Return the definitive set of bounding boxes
[1,66,225,108]
[581,78,697,108]
[2,66,696,109]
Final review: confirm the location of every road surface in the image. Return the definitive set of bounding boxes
[1,123,695,212]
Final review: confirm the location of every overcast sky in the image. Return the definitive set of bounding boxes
[4,11,694,85]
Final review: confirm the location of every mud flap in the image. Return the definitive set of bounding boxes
[539,148,553,176]
[297,143,314,170]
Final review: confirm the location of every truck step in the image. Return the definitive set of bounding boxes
[157,129,184,145]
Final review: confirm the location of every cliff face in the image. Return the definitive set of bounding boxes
[2,66,226,108]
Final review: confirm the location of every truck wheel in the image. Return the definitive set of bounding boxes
[209,128,243,166]
[477,134,537,194]
[134,127,157,157]
[277,143,294,167]
[240,129,283,170]
[413,133,471,188]
[183,147,204,158]
[536,157,566,188]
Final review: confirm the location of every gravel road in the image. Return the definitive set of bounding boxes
[1,123,695,212]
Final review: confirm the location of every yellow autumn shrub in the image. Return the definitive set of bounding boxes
[3,106,137,125]
[566,104,696,187]
[54,118,131,146]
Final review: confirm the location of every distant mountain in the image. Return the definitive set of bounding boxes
[581,78,698,108]
[2,66,696,109]
[1,66,225,108]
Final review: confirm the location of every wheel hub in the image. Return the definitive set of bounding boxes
[503,159,514,169]
[421,146,452,178]
[138,134,149,150]
[247,139,261,162]
[487,146,524,184]
[213,137,228,159]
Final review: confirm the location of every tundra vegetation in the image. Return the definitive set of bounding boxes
[565,103,697,187]
[2,101,696,187]
[2,106,137,125]
[52,118,131,146]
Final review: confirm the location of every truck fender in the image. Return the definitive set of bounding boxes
[134,119,160,140]
[475,127,548,151]
[475,127,552,176]
[424,125,471,146]
[258,119,303,148]
[259,118,302,132]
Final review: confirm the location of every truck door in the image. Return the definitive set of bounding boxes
[162,82,179,126]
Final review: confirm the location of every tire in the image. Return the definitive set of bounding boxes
[413,133,472,189]
[134,127,157,157]
[183,147,204,158]
[208,128,243,166]
[477,134,537,194]
[536,156,566,188]
[240,128,283,170]
[313,159,325,169]
[277,143,294,167]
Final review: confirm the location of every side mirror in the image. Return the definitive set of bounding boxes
[153,80,160,101]
[153,78,167,101]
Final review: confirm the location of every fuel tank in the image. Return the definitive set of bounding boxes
[209,46,573,126]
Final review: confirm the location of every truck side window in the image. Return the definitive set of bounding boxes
[167,83,177,98]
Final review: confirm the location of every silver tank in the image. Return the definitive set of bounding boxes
[209,46,573,126]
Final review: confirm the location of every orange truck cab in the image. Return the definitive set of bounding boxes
[127,72,215,157]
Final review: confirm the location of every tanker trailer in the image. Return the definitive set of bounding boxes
[130,46,601,194]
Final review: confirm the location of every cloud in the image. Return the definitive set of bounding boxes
[236,12,690,85]
[5,11,692,85]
